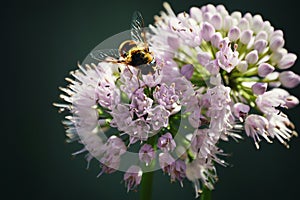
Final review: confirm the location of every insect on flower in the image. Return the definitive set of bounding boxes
[90,11,158,77]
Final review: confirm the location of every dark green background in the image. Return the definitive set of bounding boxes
[6,0,300,199]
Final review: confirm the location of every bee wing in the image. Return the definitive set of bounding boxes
[90,49,120,62]
[131,11,148,47]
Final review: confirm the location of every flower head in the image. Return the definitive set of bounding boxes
[55,38,195,191]
[149,2,299,195]
[55,2,299,198]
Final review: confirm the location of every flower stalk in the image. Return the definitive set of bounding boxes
[200,186,212,200]
[140,171,154,200]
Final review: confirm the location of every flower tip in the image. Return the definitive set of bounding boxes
[283,141,290,149]
[236,61,248,73]
[163,1,170,8]
[255,142,260,149]
[254,39,268,54]
[271,29,284,38]
[180,64,194,80]
[211,13,222,30]
[270,36,285,51]
[163,2,174,16]
[211,32,223,47]
[201,22,215,41]
[279,71,300,88]
[228,26,241,41]
[190,7,202,21]
[292,131,298,137]
[245,50,259,64]
[240,30,253,44]
[258,63,275,77]
[278,53,297,69]
[252,82,267,95]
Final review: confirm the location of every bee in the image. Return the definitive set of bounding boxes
[90,11,157,76]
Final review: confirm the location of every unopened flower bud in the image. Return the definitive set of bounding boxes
[223,15,233,31]
[204,4,216,13]
[236,60,248,72]
[240,30,253,44]
[228,26,241,41]
[216,5,228,16]
[245,50,258,64]
[181,64,194,80]
[278,53,297,69]
[252,82,267,95]
[211,32,223,47]
[231,11,242,20]
[258,63,275,77]
[271,30,284,38]
[252,14,264,33]
[265,72,279,82]
[263,21,274,35]
[254,39,268,53]
[211,13,222,30]
[244,12,252,24]
[270,36,285,51]
[201,22,215,41]
[190,7,203,21]
[255,31,268,41]
[271,48,287,63]
[279,71,300,88]
[237,18,249,30]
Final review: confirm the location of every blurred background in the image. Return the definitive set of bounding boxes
[6,0,300,199]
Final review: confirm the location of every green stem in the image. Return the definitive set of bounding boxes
[140,171,154,200]
[201,186,212,200]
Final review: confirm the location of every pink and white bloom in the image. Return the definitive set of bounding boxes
[158,152,175,174]
[245,114,271,149]
[157,132,176,152]
[124,165,143,192]
[233,103,250,122]
[139,144,155,166]
[216,38,239,73]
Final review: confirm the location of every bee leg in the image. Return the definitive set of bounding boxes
[125,66,134,80]
[137,69,141,88]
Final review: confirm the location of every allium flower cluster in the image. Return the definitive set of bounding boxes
[149,2,299,196]
[55,2,299,198]
[55,57,195,191]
